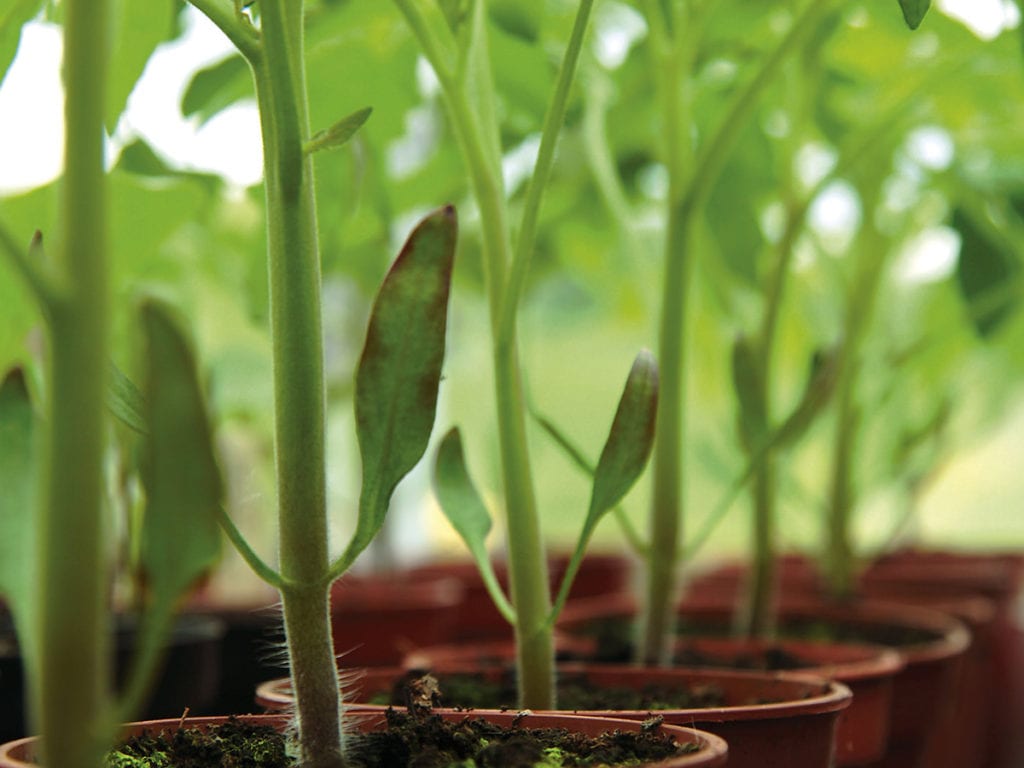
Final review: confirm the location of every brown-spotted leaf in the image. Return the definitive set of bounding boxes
[340,206,457,572]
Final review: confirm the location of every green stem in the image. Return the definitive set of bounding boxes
[826,369,858,599]
[640,28,696,665]
[395,0,603,708]
[686,0,834,204]
[187,0,261,62]
[499,0,595,341]
[736,198,803,639]
[441,78,554,710]
[823,186,886,601]
[498,1,597,703]
[582,70,636,240]
[36,0,112,765]
[739,456,778,636]
[253,2,341,765]
[641,0,837,660]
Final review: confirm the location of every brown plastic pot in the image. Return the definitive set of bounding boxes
[327,571,463,666]
[0,711,728,768]
[862,548,1024,768]
[686,552,1011,767]
[557,595,902,766]
[407,552,632,641]
[673,594,971,768]
[258,662,850,768]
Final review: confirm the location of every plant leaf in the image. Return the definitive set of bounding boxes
[952,206,1020,338]
[489,0,543,42]
[334,205,457,575]
[181,53,252,126]
[138,301,223,606]
[773,345,842,449]
[530,405,648,556]
[107,0,178,127]
[433,428,515,623]
[119,301,224,718]
[0,368,39,661]
[549,350,658,623]
[897,0,931,30]
[305,107,373,155]
[588,349,659,522]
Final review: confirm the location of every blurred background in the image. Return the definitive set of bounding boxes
[1,0,1023,601]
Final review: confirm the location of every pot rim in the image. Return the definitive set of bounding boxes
[257,662,853,723]
[0,711,727,768]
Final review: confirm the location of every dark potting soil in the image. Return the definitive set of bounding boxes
[578,615,936,668]
[379,669,727,711]
[107,711,694,768]
[570,626,805,672]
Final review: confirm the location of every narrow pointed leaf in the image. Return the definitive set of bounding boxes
[121,302,225,717]
[897,0,930,30]
[588,349,660,522]
[0,369,39,657]
[773,345,842,449]
[434,428,515,623]
[305,107,373,155]
[338,206,457,572]
[530,407,648,556]
[138,301,223,605]
[550,350,658,623]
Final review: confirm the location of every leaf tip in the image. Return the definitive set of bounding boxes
[1,367,29,398]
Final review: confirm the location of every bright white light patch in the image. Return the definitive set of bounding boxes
[796,142,838,191]
[593,2,647,70]
[388,105,440,179]
[809,181,861,254]
[416,56,441,98]
[907,126,954,171]
[637,163,668,201]
[121,7,262,187]
[895,226,960,285]
[938,0,1020,39]
[0,22,64,194]
[185,101,263,188]
[502,134,541,196]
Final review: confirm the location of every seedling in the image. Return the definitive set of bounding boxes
[1,2,457,768]
[391,0,659,710]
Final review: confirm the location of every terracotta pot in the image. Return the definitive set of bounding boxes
[328,571,464,666]
[557,595,902,767]
[258,663,850,768]
[862,548,1024,768]
[0,711,727,768]
[687,550,1019,767]
[672,594,971,768]
[408,552,633,641]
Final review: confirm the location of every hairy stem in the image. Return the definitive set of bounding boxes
[253,1,341,765]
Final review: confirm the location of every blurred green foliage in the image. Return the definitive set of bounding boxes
[2,0,1023,553]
